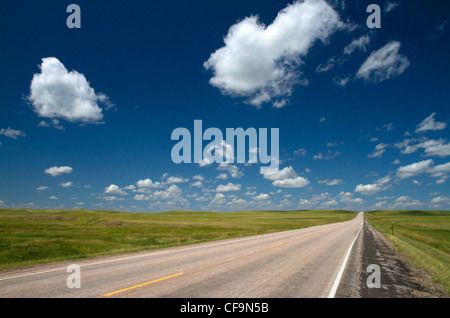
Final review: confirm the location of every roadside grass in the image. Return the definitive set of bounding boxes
[365,210,450,294]
[0,209,357,270]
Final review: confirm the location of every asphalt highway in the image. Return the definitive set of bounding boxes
[0,213,363,298]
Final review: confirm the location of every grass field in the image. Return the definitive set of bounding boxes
[365,210,450,294]
[0,208,357,270]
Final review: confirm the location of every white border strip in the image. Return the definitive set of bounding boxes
[327,221,363,298]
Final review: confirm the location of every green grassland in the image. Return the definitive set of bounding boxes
[0,208,357,270]
[365,210,450,294]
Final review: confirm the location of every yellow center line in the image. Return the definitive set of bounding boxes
[269,242,284,248]
[103,272,184,297]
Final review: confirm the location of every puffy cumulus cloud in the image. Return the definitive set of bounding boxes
[104,184,127,196]
[153,184,183,200]
[28,57,111,124]
[428,162,450,178]
[395,138,450,158]
[253,193,270,200]
[354,183,381,195]
[262,166,297,181]
[210,193,226,206]
[214,183,242,192]
[60,181,73,188]
[44,166,73,177]
[136,178,161,189]
[356,41,409,83]
[217,163,243,178]
[204,0,343,108]
[396,159,434,179]
[354,175,391,195]
[415,113,447,133]
[165,176,189,184]
[0,127,26,139]
[272,176,309,188]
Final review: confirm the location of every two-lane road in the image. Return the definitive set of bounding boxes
[0,213,363,298]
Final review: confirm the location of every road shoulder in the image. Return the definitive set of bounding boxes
[336,217,448,298]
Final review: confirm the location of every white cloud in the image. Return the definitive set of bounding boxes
[210,193,226,205]
[322,199,338,206]
[294,148,307,156]
[384,1,399,13]
[368,143,388,158]
[396,138,450,158]
[217,163,243,178]
[313,150,341,160]
[103,196,123,201]
[49,196,58,200]
[396,159,434,179]
[326,141,344,147]
[415,113,447,133]
[136,178,161,189]
[36,186,48,191]
[44,166,73,177]
[214,183,242,192]
[356,41,409,83]
[200,140,235,166]
[316,57,337,73]
[104,184,127,196]
[262,166,297,181]
[333,76,351,87]
[216,173,228,180]
[153,184,183,200]
[428,162,450,178]
[376,123,394,131]
[318,179,344,186]
[28,57,109,123]
[431,196,449,204]
[204,0,343,107]
[354,183,381,195]
[0,127,26,139]
[272,176,309,188]
[60,181,73,188]
[134,194,150,201]
[191,181,203,188]
[354,174,391,196]
[343,35,370,55]
[192,175,204,181]
[166,176,189,184]
[253,193,270,200]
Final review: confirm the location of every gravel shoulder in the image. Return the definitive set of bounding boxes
[336,216,448,298]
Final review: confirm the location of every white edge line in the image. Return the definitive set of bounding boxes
[327,221,363,298]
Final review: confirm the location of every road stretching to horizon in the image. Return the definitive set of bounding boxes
[0,213,363,298]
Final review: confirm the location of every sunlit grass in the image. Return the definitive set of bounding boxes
[0,208,356,270]
[365,210,450,294]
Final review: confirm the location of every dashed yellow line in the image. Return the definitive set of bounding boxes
[269,242,284,248]
[103,272,183,297]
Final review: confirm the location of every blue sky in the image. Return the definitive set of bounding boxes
[0,0,449,212]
